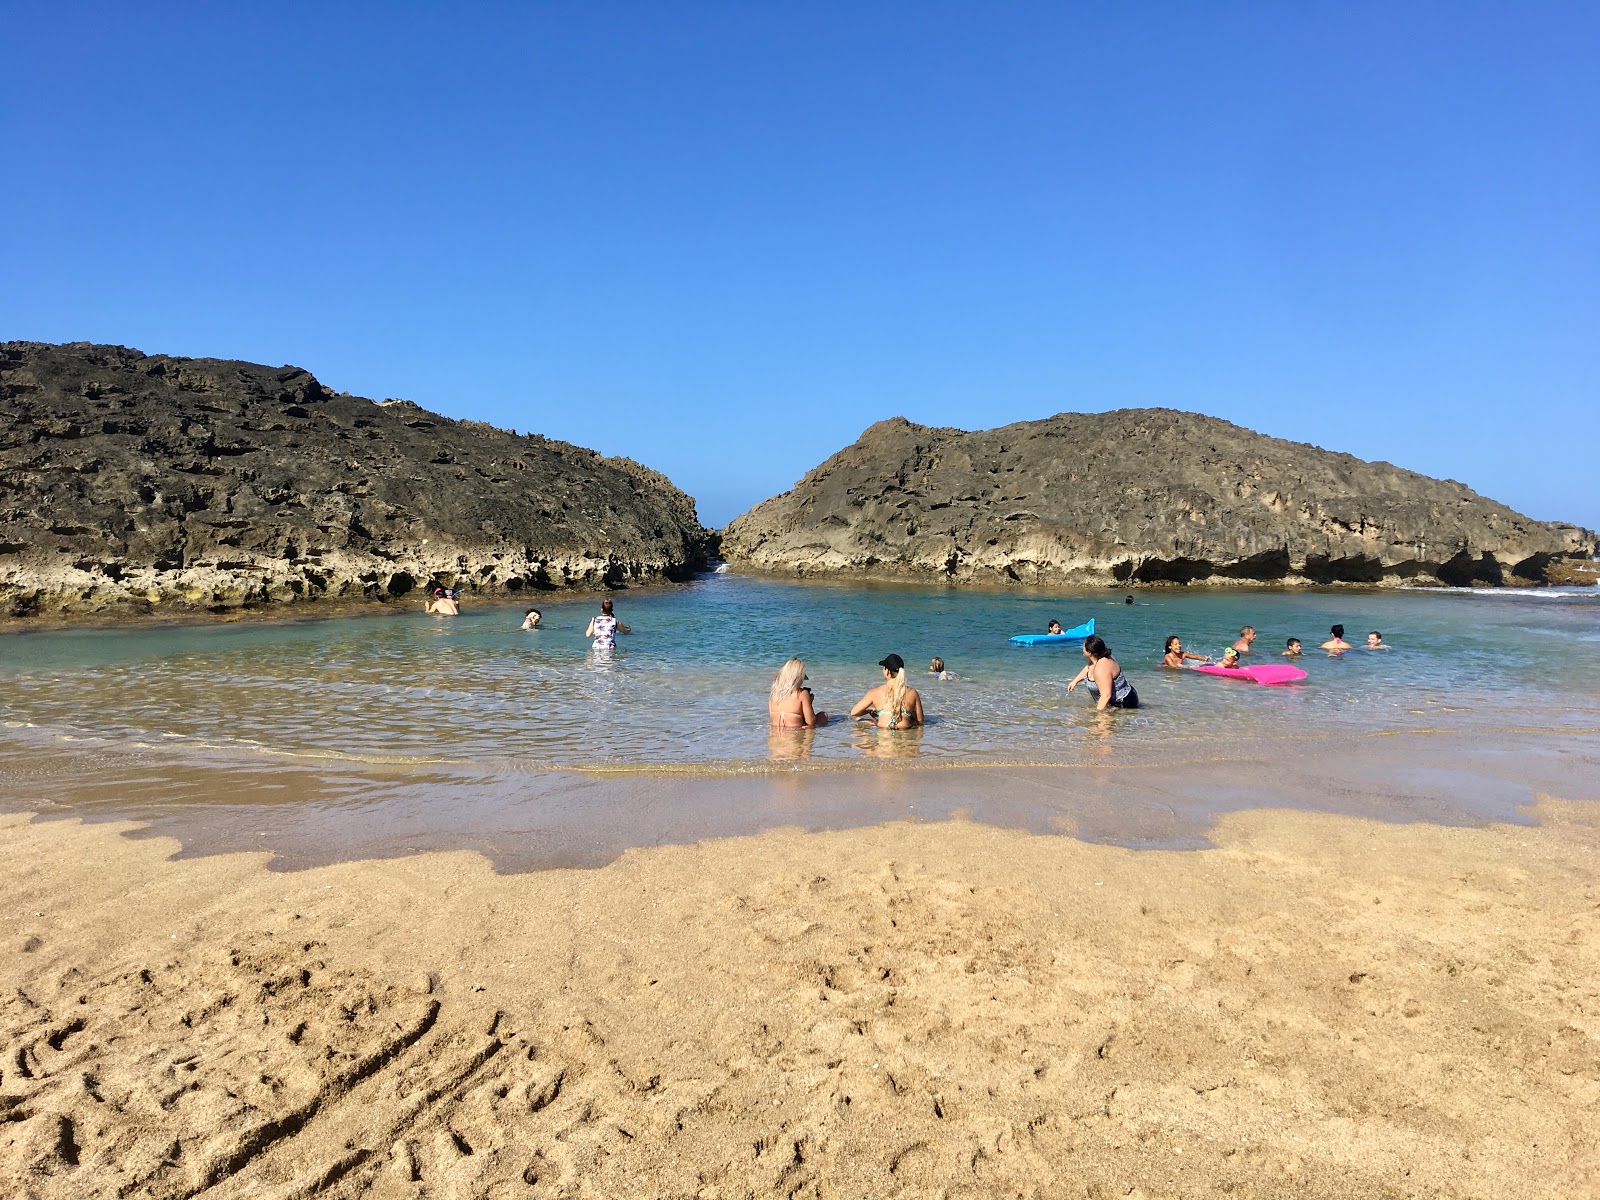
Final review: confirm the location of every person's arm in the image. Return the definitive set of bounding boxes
[1186,651,1210,663]
[798,690,818,728]
[909,690,925,726]
[1093,660,1115,711]
[617,621,631,635]
[1065,665,1090,692]
[850,688,879,719]
[584,618,596,638]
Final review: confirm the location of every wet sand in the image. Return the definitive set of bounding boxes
[3,764,1598,1196]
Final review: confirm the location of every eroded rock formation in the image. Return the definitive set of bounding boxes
[1,342,713,616]
[722,412,1595,587]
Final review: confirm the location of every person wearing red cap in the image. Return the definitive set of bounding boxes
[850,653,925,729]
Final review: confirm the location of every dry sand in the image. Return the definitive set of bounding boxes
[3,796,1597,1199]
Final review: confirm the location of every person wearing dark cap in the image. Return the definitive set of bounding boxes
[850,653,925,729]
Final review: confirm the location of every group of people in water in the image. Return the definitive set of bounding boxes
[433,584,1392,727]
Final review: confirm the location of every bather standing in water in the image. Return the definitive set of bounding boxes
[1067,635,1140,709]
[769,657,829,729]
[585,597,630,649]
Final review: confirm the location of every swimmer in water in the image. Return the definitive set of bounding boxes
[1321,624,1352,652]
[1232,625,1258,653]
[1366,631,1390,649]
[769,657,828,729]
[1219,646,1242,669]
[1047,620,1063,635]
[1067,635,1140,709]
[850,654,924,729]
[929,657,956,680]
[1163,636,1210,669]
[520,608,542,630]
[1283,637,1302,657]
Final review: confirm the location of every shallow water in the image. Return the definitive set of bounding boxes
[2,573,1597,866]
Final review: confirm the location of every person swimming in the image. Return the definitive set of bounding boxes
[1047,620,1064,635]
[1283,637,1302,657]
[1219,646,1242,669]
[1067,635,1139,709]
[929,657,956,680]
[1321,624,1352,651]
[850,654,924,729]
[769,657,828,729]
[520,608,542,630]
[1232,626,1258,653]
[1366,631,1390,649]
[1163,636,1210,669]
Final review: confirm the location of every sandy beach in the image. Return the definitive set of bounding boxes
[4,788,1597,1198]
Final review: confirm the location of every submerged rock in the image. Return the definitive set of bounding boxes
[0,342,713,617]
[721,412,1596,587]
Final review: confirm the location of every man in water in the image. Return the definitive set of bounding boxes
[1284,637,1303,657]
[1232,626,1258,653]
[1366,631,1390,649]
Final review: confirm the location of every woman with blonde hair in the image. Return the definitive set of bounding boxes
[850,653,925,730]
[769,657,828,728]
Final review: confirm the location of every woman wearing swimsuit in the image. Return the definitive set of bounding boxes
[769,658,828,729]
[1067,635,1140,710]
[585,597,631,649]
[1163,635,1210,669]
[850,653,924,730]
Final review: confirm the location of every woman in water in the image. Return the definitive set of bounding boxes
[850,653,924,729]
[1067,635,1140,709]
[584,597,631,649]
[1162,636,1210,669]
[1321,624,1352,652]
[769,658,828,729]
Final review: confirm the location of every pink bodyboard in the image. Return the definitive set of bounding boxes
[1192,663,1308,686]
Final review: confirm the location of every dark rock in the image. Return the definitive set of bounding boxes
[721,412,1596,587]
[0,342,713,617]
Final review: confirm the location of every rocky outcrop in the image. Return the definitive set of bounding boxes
[722,412,1596,587]
[0,342,713,617]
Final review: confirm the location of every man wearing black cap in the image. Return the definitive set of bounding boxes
[850,653,925,729]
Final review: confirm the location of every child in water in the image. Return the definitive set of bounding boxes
[929,657,956,680]
[1163,636,1210,669]
[1284,637,1302,657]
[1219,647,1243,669]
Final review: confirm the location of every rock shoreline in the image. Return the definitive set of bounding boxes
[723,412,1597,588]
[1,342,714,619]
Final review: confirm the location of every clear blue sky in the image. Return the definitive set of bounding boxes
[5,2,1597,530]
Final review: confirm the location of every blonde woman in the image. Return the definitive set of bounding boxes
[850,653,925,730]
[769,658,828,729]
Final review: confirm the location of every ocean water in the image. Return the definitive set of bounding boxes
[2,573,1597,866]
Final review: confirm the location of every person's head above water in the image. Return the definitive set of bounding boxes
[1082,635,1110,660]
[1239,625,1257,641]
[1164,635,1181,654]
[1047,620,1063,634]
[1286,637,1301,651]
[1330,624,1345,639]
[1124,595,1135,605]
[929,657,945,673]
[1367,631,1384,647]
[1221,646,1241,666]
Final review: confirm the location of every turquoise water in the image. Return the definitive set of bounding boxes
[3,573,1598,772]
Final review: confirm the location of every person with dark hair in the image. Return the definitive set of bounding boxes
[1047,619,1063,635]
[1283,637,1303,657]
[1321,624,1352,652]
[850,653,924,729]
[1366,631,1390,649]
[585,597,631,650]
[1067,636,1140,710]
[424,582,460,615]
[1163,636,1210,669]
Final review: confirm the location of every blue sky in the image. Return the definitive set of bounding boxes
[5,2,1597,529]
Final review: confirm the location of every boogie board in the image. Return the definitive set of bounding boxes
[1191,663,1307,686]
[1010,618,1095,646]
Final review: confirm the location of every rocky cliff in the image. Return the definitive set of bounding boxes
[0,342,713,617]
[722,412,1596,587]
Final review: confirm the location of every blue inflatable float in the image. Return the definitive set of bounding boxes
[1009,618,1095,646]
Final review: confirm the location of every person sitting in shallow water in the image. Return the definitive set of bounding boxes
[769,657,828,729]
[851,654,924,729]
[1068,636,1140,709]
[1232,625,1258,653]
[929,657,956,680]
[1163,636,1210,669]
